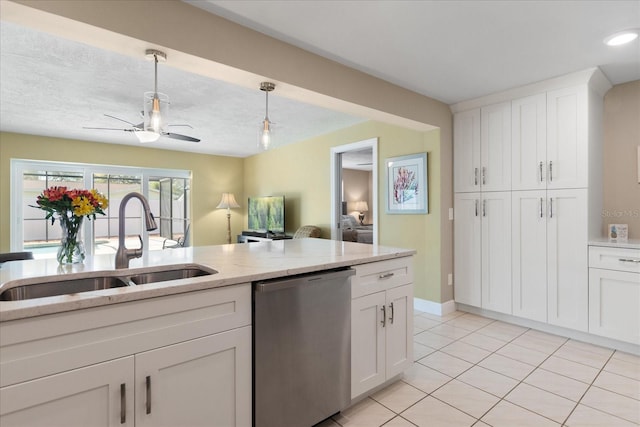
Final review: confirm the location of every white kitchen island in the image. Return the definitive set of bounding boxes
[0,239,415,427]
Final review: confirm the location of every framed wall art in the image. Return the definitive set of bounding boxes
[385,152,428,214]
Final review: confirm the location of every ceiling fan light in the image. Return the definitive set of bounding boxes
[135,130,161,143]
[144,91,169,134]
[604,30,639,46]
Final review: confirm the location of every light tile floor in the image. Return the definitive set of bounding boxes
[319,310,640,427]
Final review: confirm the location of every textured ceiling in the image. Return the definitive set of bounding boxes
[2,1,638,160]
[0,21,366,158]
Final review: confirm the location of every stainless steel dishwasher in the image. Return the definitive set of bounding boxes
[253,268,354,427]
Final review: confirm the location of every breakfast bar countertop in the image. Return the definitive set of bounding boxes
[0,239,416,322]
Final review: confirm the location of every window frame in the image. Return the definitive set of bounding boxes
[10,159,191,256]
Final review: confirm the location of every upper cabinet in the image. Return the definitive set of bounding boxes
[454,103,511,193]
[511,94,547,190]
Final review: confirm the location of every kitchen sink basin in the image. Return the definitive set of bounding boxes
[128,266,215,285]
[0,276,130,301]
[0,264,217,302]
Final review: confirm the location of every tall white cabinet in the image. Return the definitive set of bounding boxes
[453,68,610,334]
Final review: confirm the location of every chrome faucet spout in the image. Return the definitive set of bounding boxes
[115,192,157,269]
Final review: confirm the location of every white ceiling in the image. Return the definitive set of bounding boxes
[1,1,638,160]
[195,0,640,104]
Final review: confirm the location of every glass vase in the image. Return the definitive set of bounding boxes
[57,213,85,264]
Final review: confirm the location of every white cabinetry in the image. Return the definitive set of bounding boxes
[453,68,610,336]
[454,192,511,314]
[351,257,413,399]
[588,245,640,344]
[454,103,511,193]
[512,189,589,331]
[0,284,252,426]
[0,357,134,427]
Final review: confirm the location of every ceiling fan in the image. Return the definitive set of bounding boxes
[84,49,200,143]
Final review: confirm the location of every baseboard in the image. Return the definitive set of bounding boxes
[413,298,456,316]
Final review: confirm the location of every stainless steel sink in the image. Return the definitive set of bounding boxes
[0,264,217,302]
[128,266,215,285]
[0,276,129,301]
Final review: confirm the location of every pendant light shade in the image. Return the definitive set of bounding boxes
[258,82,275,151]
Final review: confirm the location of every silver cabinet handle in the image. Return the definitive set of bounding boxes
[482,167,486,185]
[474,167,478,186]
[146,375,151,415]
[475,199,478,217]
[549,161,553,182]
[619,258,640,264]
[539,161,544,183]
[540,197,544,218]
[389,302,395,324]
[482,199,486,217]
[549,198,554,218]
[380,305,386,327]
[379,272,394,279]
[120,383,126,424]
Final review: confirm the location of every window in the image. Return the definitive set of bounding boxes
[11,160,191,259]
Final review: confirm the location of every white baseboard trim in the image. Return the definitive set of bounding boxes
[413,298,456,316]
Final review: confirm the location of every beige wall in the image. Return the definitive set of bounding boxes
[244,121,444,302]
[0,132,244,251]
[602,81,640,239]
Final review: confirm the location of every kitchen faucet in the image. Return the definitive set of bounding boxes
[115,192,158,269]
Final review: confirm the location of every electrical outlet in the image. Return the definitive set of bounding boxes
[448,273,453,286]
[449,207,454,220]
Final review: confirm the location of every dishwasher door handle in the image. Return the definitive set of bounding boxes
[255,269,355,292]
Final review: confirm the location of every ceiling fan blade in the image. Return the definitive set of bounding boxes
[104,114,138,127]
[83,126,133,132]
[168,124,194,129]
[163,132,200,143]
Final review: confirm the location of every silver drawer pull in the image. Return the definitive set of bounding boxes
[379,272,394,279]
[120,383,126,424]
[618,258,640,264]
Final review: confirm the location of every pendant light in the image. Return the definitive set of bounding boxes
[258,82,275,150]
[143,49,169,140]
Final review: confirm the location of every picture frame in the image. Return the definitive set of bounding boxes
[385,152,428,214]
[608,224,628,242]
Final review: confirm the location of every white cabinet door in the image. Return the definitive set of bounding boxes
[385,284,413,379]
[547,86,588,189]
[351,291,386,398]
[547,189,588,331]
[512,190,548,322]
[589,269,640,344]
[481,102,512,192]
[454,108,481,193]
[135,326,252,427]
[454,192,482,306]
[0,356,134,427]
[481,192,512,314]
[512,94,547,190]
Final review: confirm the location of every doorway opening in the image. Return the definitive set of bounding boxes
[330,138,378,245]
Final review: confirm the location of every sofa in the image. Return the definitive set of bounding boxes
[341,215,373,244]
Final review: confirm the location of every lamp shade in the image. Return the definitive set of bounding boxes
[216,193,240,210]
[354,201,369,212]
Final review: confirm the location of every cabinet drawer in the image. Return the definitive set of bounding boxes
[352,257,413,298]
[589,246,640,273]
[0,283,251,387]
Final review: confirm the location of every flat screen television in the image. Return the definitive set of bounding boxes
[247,196,285,233]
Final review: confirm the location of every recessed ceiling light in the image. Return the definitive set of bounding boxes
[604,30,639,46]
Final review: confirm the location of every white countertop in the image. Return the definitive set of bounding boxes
[0,239,415,322]
[589,238,640,250]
